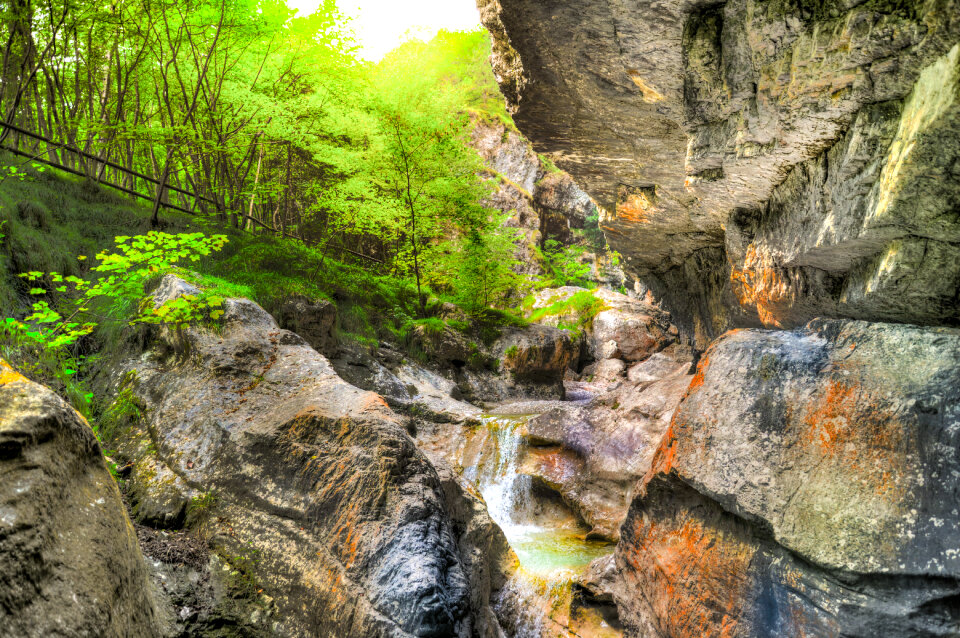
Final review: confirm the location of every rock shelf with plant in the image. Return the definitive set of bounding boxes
[0,231,228,426]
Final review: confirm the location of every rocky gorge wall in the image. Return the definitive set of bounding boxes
[471,116,626,288]
[479,0,960,348]
[478,1,960,636]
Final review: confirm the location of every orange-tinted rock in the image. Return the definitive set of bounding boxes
[102,276,511,638]
[617,320,960,636]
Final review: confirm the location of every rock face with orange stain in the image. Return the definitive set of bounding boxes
[523,344,694,541]
[0,360,162,637]
[101,276,513,638]
[616,319,960,636]
[478,0,960,348]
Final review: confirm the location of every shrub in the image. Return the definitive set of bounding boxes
[1,231,228,419]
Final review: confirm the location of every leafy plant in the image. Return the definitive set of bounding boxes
[528,290,607,338]
[538,239,593,288]
[1,231,228,416]
[582,211,606,251]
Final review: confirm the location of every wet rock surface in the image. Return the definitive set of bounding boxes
[0,360,161,637]
[524,344,693,542]
[102,276,507,638]
[480,0,960,346]
[616,320,960,637]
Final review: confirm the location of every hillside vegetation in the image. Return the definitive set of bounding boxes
[0,2,599,420]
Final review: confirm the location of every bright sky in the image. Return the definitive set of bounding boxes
[287,0,483,61]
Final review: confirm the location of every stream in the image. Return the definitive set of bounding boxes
[457,414,619,637]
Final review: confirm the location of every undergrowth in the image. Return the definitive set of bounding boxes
[525,290,607,338]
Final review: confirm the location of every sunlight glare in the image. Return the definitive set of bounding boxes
[287,0,483,61]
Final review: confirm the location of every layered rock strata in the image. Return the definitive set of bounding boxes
[616,320,960,636]
[479,0,960,347]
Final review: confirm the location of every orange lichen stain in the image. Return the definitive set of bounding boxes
[729,244,793,328]
[616,191,657,224]
[643,357,711,484]
[626,69,665,102]
[0,360,27,386]
[798,378,911,501]
[331,501,363,569]
[686,354,710,395]
[645,420,681,483]
[630,514,755,637]
[359,393,389,412]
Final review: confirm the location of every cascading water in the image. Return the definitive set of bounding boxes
[462,415,617,637]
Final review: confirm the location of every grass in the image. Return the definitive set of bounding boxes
[0,150,194,313]
[537,154,562,175]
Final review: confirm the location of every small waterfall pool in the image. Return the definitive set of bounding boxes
[459,414,618,637]
[466,414,611,579]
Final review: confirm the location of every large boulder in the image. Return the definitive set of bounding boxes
[0,360,161,637]
[276,294,337,356]
[616,320,960,636]
[101,275,507,638]
[524,344,693,540]
[494,324,579,394]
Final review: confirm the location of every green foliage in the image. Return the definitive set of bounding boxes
[528,290,607,337]
[0,156,195,312]
[97,372,144,443]
[451,221,529,315]
[1,232,228,415]
[220,541,264,599]
[538,240,593,288]
[186,491,218,529]
[403,317,447,337]
[538,154,562,175]
[583,211,606,251]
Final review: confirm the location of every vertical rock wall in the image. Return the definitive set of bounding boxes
[479,0,960,348]
[479,1,960,636]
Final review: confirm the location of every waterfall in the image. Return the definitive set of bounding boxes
[467,415,538,541]
[462,415,617,638]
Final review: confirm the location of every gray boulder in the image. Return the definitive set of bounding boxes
[0,360,161,637]
[102,275,507,638]
[494,324,579,396]
[617,320,960,636]
[276,294,337,356]
[524,344,693,541]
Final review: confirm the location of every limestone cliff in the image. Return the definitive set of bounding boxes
[479,0,960,347]
[471,116,626,288]
[478,2,960,636]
